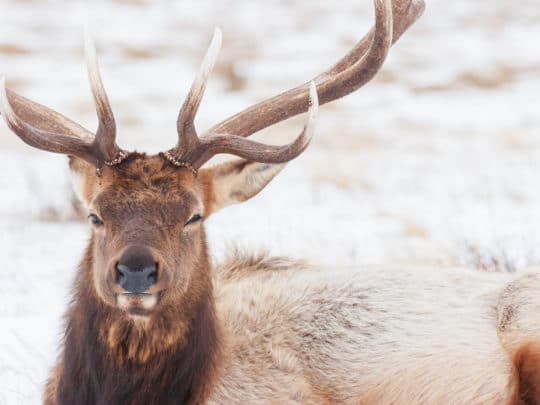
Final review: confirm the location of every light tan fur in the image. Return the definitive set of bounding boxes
[207,252,539,404]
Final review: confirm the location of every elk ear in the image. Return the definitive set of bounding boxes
[68,156,97,206]
[200,159,285,215]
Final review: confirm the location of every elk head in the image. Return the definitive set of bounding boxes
[0,0,424,319]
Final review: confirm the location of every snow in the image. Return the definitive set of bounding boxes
[1,0,540,402]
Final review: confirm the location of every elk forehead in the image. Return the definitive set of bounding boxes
[84,154,203,216]
[94,189,198,229]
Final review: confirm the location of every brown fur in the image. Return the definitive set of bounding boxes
[495,275,540,405]
[47,230,221,404]
[512,343,540,405]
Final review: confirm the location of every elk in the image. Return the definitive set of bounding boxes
[2,0,540,404]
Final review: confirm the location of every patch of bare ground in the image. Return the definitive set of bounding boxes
[214,35,258,92]
[311,169,373,191]
[213,60,248,92]
[502,134,540,153]
[403,221,429,239]
[121,115,145,128]
[373,69,398,84]
[122,46,167,60]
[0,44,31,55]
[412,65,540,93]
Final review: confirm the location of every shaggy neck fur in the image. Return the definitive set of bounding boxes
[56,241,220,405]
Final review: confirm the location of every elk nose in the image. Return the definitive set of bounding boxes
[115,245,158,293]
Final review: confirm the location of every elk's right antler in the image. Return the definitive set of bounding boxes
[0,29,127,170]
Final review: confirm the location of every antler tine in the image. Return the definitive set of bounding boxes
[319,0,424,79]
[206,0,424,138]
[315,0,392,104]
[0,77,98,164]
[188,81,318,169]
[84,26,123,163]
[176,28,222,151]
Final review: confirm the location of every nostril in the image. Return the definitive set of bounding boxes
[115,264,128,284]
[146,263,158,284]
[147,269,157,283]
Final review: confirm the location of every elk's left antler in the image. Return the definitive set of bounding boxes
[167,0,424,171]
[165,28,318,171]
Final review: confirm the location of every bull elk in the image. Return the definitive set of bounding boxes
[2,0,540,404]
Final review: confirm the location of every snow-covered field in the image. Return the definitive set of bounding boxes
[0,0,539,402]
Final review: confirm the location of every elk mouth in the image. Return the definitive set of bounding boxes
[116,292,159,316]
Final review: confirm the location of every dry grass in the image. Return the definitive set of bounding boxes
[465,245,517,273]
[412,65,540,93]
[0,43,31,55]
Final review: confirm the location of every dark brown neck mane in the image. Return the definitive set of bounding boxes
[56,242,220,405]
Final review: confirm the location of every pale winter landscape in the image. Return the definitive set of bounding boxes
[0,0,539,403]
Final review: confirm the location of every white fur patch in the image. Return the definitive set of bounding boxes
[117,293,158,312]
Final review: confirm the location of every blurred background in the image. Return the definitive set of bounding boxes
[0,0,539,402]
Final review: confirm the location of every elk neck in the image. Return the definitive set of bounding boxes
[56,236,222,404]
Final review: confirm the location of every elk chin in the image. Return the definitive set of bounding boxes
[117,293,159,318]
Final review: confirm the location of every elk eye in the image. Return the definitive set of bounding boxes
[186,213,202,225]
[88,213,104,226]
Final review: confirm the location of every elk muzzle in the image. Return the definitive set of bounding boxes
[116,245,158,293]
[114,245,162,315]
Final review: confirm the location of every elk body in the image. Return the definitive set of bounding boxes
[2,0,540,404]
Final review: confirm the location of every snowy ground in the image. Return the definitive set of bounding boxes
[0,0,540,403]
